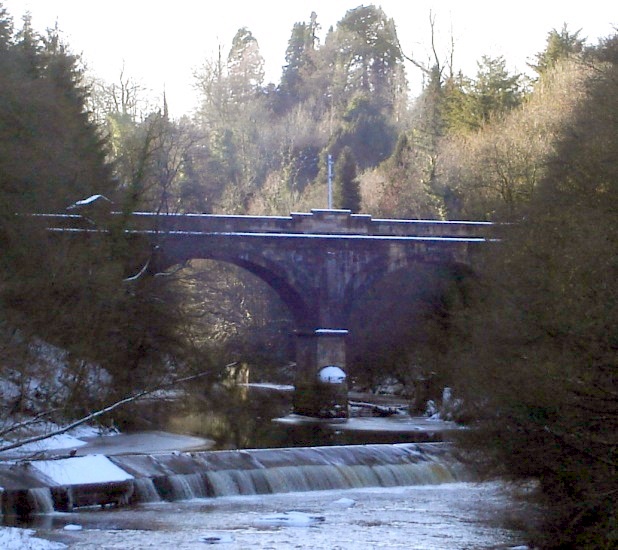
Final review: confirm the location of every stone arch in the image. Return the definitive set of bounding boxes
[340,250,420,325]
[156,244,313,329]
[222,255,313,328]
[341,252,473,326]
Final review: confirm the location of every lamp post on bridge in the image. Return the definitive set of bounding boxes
[327,154,333,209]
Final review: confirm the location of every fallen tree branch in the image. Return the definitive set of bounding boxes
[0,365,235,455]
[0,408,61,439]
[349,401,406,417]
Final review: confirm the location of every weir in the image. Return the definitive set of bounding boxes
[0,443,470,516]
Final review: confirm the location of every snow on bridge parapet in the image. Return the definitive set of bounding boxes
[291,209,373,234]
[35,199,493,240]
[124,209,493,239]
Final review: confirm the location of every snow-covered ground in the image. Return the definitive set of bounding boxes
[8,482,530,549]
[0,427,212,460]
[0,527,65,550]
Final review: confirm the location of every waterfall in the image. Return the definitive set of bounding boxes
[132,478,161,503]
[0,487,55,516]
[117,443,470,505]
[0,443,471,514]
[26,488,55,514]
[203,471,239,497]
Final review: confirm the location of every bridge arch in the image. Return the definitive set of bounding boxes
[155,245,312,329]
[44,206,491,418]
[344,259,475,394]
[340,249,473,328]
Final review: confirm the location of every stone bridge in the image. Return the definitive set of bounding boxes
[41,200,493,418]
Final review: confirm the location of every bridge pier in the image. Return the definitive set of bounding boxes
[43,204,489,421]
[293,329,349,419]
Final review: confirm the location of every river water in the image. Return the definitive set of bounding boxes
[2,386,532,549]
[26,482,529,549]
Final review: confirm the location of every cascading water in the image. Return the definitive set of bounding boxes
[113,442,470,504]
[131,478,161,503]
[0,442,471,515]
[26,488,55,514]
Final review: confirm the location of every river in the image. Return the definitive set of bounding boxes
[1,386,532,549]
[18,482,529,549]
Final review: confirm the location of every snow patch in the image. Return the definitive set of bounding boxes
[328,497,356,508]
[9,433,87,453]
[318,366,346,384]
[31,455,133,485]
[255,510,326,527]
[68,194,111,208]
[0,527,66,549]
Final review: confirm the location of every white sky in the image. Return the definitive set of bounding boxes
[3,1,616,117]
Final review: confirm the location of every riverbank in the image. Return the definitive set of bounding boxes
[0,410,532,549]
[0,428,213,461]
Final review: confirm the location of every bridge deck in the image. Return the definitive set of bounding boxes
[35,208,493,241]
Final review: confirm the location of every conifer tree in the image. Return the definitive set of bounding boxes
[0,3,12,49]
[279,13,318,110]
[0,10,189,412]
[531,24,584,77]
[333,146,361,212]
[227,27,264,103]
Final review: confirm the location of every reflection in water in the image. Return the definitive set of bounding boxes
[0,384,532,548]
[117,384,291,449]
[121,385,443,450]
[168,385,294,449]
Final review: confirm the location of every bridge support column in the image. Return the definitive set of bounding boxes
[293,329,349,419]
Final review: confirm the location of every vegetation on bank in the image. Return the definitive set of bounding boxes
[0,2,615,546]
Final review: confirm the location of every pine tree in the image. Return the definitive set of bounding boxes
[531,24,584,77]
[227,27,265,103]
[278,14,318,111]
[0,2,13,49]
[335,5,404,104]
[333,146,361,212]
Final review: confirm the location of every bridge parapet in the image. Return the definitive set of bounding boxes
[372,217,492,238]
[291,209,372,234]
[35,199,496,419]
[125,209,492,240]
[34,198,493,241]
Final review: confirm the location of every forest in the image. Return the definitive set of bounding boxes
[0,3,616,547]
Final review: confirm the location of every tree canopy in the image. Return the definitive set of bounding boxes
[0,3,616,544]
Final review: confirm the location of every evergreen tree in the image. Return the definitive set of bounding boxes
[531,24,584,77]
[328,93,397,171]
[443,56,523,133]
[0,2,12,49]
[333,146,361,212]
[0,10,190,413]
[0,18,114,214]
[278,13,318,110]
[13,12,42,77]
[227,27,265,103]
[473,56,522,121]
[335,5,404,105]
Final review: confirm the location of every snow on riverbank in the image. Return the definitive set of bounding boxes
[0,422,116,459]
[0,428,209,548]
[0,527,65,549]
